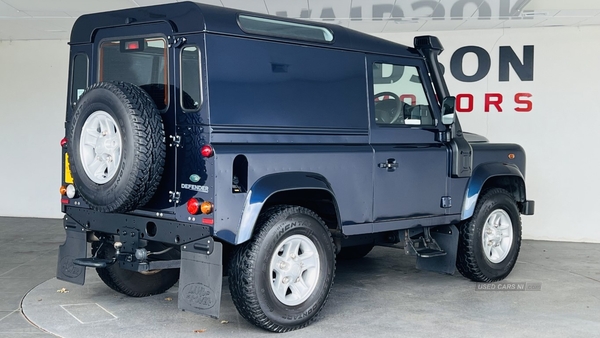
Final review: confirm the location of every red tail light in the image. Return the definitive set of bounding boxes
[187,198,201,215]
[201,145,214,158]
[60,137,68,147]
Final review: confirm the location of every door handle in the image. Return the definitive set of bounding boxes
[378,158,399,171]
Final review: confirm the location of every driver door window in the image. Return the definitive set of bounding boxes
[373,63,434,126]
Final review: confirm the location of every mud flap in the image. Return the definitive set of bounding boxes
[178,238,222,319]
[416,224,459,275]
[56,217,87,285]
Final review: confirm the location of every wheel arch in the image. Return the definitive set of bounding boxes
[234,172,341,245]
[461,162,526,220]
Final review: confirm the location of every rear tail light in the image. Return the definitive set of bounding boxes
[200,201,213,214]
[66,185,76,198]
[60,137,68,147]
[201,145,214,158]
[187,198,201,215]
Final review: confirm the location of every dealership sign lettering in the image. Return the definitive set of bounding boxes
[275,0,531,22]
[376,44,535,114]
[449,45,534,113]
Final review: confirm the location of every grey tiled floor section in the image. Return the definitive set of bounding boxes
[0,217,63,337]
[1,216,600,337]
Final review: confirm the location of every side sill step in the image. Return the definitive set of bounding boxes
[405,227,447,258]
[73,257,114,268]
[411,247,447,258]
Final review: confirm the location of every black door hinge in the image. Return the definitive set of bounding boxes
[169,135,181,148]
[168,191,181,204]
[167,36,187,48]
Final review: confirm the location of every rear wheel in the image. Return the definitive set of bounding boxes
[228,206,336,332]
[93,242,179,297]
[456,188,522,282]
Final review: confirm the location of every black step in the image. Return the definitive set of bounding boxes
[73,257,114,268]
[413,247,446,258]
[405,227,447,258]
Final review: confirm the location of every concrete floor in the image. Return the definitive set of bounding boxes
[0,217,599,337]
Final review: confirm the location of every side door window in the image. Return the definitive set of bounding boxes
[373,63,434,126]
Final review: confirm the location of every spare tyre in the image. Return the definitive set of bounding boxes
[67,81,166,213]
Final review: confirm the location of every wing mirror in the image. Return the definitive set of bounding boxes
[441,96,456,126]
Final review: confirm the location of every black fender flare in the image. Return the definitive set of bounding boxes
[461,162,525,220]
[234,172,340,245]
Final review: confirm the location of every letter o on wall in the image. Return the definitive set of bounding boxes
[450,46,491,82]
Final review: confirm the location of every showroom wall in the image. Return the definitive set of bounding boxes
[0,25,598,242]
[0,40,69,219]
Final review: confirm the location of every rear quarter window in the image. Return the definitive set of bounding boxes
[71,54,88,104]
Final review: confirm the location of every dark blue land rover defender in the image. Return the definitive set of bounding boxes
[57,2,535,332]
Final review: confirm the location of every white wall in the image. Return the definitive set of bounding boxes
[0,40,69,219]
[376,26,600,243]
[1,26,599,242]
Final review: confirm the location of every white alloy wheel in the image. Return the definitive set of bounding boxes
[269,234,321,306]
[79,110,122,184]
[481,209,514,263]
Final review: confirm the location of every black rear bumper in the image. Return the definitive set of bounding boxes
[64,206,212,245]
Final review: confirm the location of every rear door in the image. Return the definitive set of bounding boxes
[170,33,214,223]
[368,56,449,227]
[94,22,177,214]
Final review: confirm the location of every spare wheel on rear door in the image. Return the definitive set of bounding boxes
[67,81,166,213]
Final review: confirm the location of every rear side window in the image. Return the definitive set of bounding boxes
[99,37,168,110]
[71,54,88,104]
[180,46,202,111]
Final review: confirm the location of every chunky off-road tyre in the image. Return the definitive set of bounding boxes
[67,81,165,213]
[456,188,522,282]
[93,242,179,297]
[336,244,374,260]
[228,206,336,332]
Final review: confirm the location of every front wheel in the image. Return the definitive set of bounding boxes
[228,206,336,332]
[456,188,522,282]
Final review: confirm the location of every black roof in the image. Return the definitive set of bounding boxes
[70,1,420,58]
